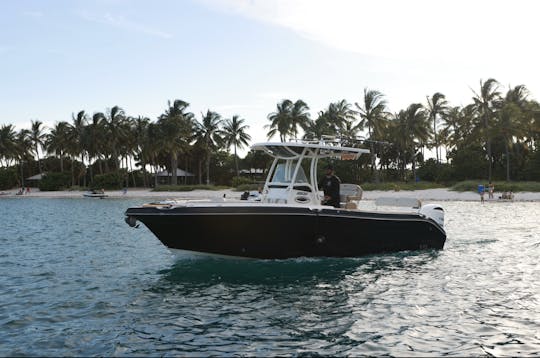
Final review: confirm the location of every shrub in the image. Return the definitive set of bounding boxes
[361,181,444,191]
[0,168,18,190]
[451,180,540,192]
[91,172,124,190]
[231,176,255,187]
[38,172,71,191]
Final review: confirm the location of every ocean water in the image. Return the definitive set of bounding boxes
[0,197,539,356]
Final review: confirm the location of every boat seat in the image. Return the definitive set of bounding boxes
[340,183,363,208]
[345,201,358,210]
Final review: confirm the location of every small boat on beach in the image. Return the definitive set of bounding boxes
[83,190,108,198]
[125,139,446,259]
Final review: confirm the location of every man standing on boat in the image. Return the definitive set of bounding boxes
[319,164,341,208]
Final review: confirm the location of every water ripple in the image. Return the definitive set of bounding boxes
[0,199,539,356]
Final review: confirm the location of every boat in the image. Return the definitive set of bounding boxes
[125,139,446,259]
[83,190,108,198]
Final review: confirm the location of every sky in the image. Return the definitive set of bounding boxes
[1,0,540,156]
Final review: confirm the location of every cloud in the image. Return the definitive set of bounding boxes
[78,11,172,39]
[198,0,540,64]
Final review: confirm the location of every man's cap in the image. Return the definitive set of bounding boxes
[325,164,334,170]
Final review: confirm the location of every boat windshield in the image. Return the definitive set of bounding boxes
[270,160,308,184]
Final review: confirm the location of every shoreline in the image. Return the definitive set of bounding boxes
[1,187,540,202]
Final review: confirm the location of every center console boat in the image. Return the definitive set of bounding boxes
[125,139,446,259]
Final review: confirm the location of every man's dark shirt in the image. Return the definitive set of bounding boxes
[319,174,341,208]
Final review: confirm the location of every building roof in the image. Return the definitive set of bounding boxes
[26,173,45,180]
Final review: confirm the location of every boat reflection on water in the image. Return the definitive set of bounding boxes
[155,250,441,288]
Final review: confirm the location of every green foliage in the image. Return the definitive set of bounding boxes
[38,172,71,191]
[91,172,124,190]
[208,151,235,185]
[417,159,454,183]
[0,167,18,190]
[361,181,444,191]
[524,149,540,180]
[152,184,229,192]
[447,146,488,181]
[451,180,540,192]
[231,176,255,187]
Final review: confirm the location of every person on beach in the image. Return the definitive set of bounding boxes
[319,164,341,208]
[478,184,485,203]
[488,182,494,199]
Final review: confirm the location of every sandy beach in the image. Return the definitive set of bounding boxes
[2,187,540,201]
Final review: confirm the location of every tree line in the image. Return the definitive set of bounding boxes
[1,77,540,190]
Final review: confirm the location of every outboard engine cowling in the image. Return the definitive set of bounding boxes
[419,204,444,227]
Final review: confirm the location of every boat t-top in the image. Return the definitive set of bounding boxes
[125,139,446,259]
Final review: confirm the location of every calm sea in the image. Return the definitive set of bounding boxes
[0,197,539,356]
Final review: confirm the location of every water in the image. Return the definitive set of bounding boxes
[1,198,539,356]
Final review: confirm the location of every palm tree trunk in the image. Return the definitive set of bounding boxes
[234,145,239,177]
[434,116,439,164]
[198,160,202,184]
[98,157,103,174]
[484,114,492,182]
[89,164,93,185]
[411,144,416,182]
[184,157,188,185]
[505,140,510,181]
[71,157,75,187]
[81,153,86,188]
[206,151,211,185]
[171,153,178,185]
[130,159,136,187]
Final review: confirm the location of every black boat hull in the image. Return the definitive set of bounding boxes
[125,205,446,259]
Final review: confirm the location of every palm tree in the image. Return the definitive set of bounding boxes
[289,100,311,139]
[132,116,151,186]
[87,112,106,177]
[326,99,356,137]
[45,121,70,172]
[157,100,195,185]
[103,106,128,171]
[0,124,18,167]
[355,88,388,182]
[266,99,293,141]
[145,122,163,188]
[491,85,531,181]
[196,110,223,185]
[495,103,525,181]
[15,129,32,186]
[402,103,430,181]
[223,115,251,176]
[29,120,47,174]
[303,111,334,140]
[472,78,501,181]
[69,111,88,186]
[426,93,448,163]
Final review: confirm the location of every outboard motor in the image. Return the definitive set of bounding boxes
[419,204,444,227]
